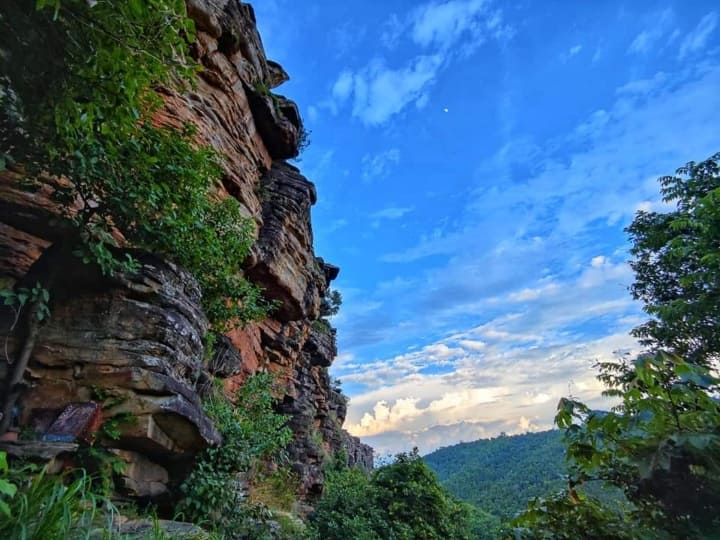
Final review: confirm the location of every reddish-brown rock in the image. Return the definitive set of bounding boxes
[0,0,371,506]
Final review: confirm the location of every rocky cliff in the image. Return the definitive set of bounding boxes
[0,0,372,503]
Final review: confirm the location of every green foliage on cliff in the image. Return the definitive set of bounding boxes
[0,0,271,329]
[178,373,293,534]
[320,289,343,318]
[311,449,478,539]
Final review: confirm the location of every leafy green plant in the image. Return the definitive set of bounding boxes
[0,283,50,324]
[100,412,137,442]
[249,467,300,512]
[311,318,333,335]
[0,459,113,540]
[0,452,17,517]
[178,373,292,532]
[513,352,720,538]
[297,126,311,156]
[510,489,636,540]
[320,289,342,318]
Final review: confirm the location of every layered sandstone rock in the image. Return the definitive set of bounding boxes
[1,253,220,457]
[0,0,371,504]
[247,162,326,322]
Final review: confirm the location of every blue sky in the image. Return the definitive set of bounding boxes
[254,1,720,454]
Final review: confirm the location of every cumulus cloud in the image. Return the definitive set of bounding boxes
[412,0,489,50]
[331,56,443,126]
[343,331,638,454]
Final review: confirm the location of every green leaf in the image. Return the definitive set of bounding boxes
[0,479,17,498]
[0,499,10,517]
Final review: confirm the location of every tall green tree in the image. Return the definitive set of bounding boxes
[312,449,476,540]
[513,153,720,539]
[627,153,720,364]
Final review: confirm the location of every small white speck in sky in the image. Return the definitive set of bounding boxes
[443,108,449,113]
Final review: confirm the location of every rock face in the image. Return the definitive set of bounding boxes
[0,0,371,505]
[247,162,326,322]
[1,253,220,459]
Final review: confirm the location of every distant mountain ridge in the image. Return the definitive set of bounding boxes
[423,430,566,521]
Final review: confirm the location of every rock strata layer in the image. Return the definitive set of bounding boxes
[0,0,371,502]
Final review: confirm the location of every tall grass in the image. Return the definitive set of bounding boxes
[0,453,116,540]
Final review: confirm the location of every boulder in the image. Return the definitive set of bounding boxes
[110,449,170,498]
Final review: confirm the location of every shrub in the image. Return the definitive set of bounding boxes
[178,374,292,533]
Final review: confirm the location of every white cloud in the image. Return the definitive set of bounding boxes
[326,0,511,125]
[508,283,559,302]
[457,339,486,351]
[560,44,583,62]
[361,148,401,181]
[616,72,668,97]
[332,70,354,102]
[591,255,606,268]
[322,218,348,234]
[370,207,413,220]
[411,0,489,50]
[678,12,718,59]
[343,331,639,454]
[329,57,443,126]
[628,9,674,55]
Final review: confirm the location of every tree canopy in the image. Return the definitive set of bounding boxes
[512,153,720,539]
[627,153,720,363]
[311,449,478,540]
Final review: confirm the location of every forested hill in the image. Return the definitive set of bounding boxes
[423,430,566,520]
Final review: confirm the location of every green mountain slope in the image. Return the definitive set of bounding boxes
[423,430,566,521]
